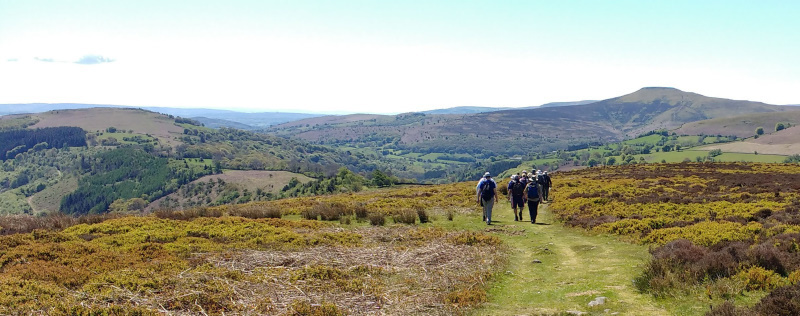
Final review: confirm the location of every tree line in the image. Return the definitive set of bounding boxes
[1,127,86,161]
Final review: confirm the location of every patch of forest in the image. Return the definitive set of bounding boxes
[0,127,86,161]
[60,148,214,215]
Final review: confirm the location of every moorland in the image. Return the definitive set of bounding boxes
[2,87,800,314]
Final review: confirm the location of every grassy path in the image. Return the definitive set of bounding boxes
[467,202,670,315]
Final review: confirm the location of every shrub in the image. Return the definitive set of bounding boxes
[447,210,454,221]
[736,266,787,291]
[448,231,501,246]
[301,208,319,220]
[444,288,486,307]
[392,209,417,225]
[153,207,223,221]
[339,216,351,225]
[285,300,345,316]
[314,202,349,221]
[706,301,748,316]
[417,209,429,223]
[368,214,385,226]
[353,203,368,219]
[748,244,789,276]
[752,282,800,315]
[229,205,282,219]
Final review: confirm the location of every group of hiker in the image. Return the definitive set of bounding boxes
[476,170,552,225]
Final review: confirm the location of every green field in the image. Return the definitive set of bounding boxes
[636,150,786,163]
[97,132,157,145]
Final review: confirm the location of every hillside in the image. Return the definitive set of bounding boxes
[0,108,399,215]
[30,107,185,146]
[148,170,314,211]
[675,109,800,138]
[268,88,790,157]
[422,106,510,114]
[701,125,800,155]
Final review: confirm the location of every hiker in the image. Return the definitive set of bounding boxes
[542,171,553,202]
[477,172,498,225]
[508,174,526,221]
[524,176,543,223]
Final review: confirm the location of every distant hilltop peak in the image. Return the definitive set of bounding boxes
[616,87,704,103]
[639,87,681,91]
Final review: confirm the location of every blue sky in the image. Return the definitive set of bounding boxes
[1,0,798,113]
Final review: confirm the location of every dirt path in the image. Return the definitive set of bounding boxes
[473,202,669,315]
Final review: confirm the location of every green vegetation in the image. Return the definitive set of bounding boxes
[0,115,38,130]
[0,182,507,314]
[60,148,213,215]
[551,163,800,313]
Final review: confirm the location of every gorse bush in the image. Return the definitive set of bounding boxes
[552,163,800,312]
[392,209,417,225]
[417,209,430,223]
[368,214,386,226]
[228,205,283,219]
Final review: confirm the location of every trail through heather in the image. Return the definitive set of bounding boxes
[473,202,669,315]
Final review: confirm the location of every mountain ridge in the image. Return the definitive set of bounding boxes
[268,87,793,155]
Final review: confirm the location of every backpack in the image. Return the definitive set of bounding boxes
[527,183,540,201]
[479,179,495,199]
[511,180,525,196]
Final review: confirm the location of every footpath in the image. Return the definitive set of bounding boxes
[473,202,670,315]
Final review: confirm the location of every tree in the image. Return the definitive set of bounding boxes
[371,169,393,187]
[776,122,786,132]
[606,157,616,166]
[756,126,764,135]
[587,158,599,167]
[661,145,672,152]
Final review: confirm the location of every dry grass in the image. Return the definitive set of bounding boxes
[177,226,506,315]
[31,108,185,146]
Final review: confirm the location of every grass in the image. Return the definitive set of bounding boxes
[440,202,669,315]
[97,132,157,145]
[635,150,785,163]
[30,176,77,214]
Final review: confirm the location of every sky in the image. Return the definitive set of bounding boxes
[1,0,798,114]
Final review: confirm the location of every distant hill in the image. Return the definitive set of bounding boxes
[422,106,511,114]
[140,107,322,128]
[192,117,255,130]
[419,101,598,114]
[535,100,598,108]
[268,87,793,156]
[0,103,323,128]
[561,87,789,136]
[0,103,112,115]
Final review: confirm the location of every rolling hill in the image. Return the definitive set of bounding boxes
[422,106,511,114]
[0,103,323,129]
[0,107,397,215]
[268,87,792,156]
